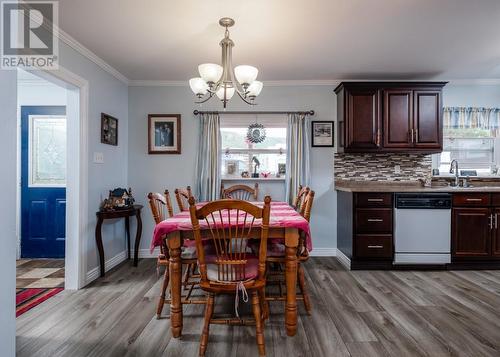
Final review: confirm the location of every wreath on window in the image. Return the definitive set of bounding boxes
[246,123,266,144]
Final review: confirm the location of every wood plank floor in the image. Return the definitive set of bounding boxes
[16,258,500,357]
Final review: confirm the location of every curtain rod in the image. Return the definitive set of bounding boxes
[193,110,315,116]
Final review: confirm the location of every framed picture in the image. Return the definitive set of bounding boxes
[148,114,181,154]
[311,121,334,147]
[101,113,118,146]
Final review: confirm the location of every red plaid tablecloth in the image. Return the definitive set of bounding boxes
[151,201,312,252]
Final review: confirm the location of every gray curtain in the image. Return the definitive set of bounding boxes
[285,113,311,205]
[195,113,221,201]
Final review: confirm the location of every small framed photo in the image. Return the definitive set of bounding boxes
[311,121,334,147]
[148,114,181,154]
[101,113,118,146]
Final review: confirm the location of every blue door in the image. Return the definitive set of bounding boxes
[21,106,67,258]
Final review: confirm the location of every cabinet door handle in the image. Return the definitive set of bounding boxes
[409,129,414,143]
[489,214,493,230]
[415,129,419,143]
[367,218,383,222]
[367,245,384,249]
[367,198,383,202]
[466,198,483,202]
[495,214,498,229]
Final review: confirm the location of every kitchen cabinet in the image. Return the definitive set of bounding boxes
[335,82,446,153]
[337,191,394,269]
[452,193,500,260]
[452,208,491,258]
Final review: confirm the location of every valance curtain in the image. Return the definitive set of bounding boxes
[195,113,221,201]
[285,113,311,205]
[443,107,500,135]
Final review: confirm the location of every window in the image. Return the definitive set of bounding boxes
[436,107,500,175]
[220,115,287,178]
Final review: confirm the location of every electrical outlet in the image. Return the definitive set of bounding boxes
[93,152,104,164]
[394,165,401,174]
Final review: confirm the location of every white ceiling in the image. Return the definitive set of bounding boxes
[58,0,500,81]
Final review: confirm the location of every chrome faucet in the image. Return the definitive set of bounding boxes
[449,160,460,187]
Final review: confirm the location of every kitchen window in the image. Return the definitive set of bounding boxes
[435,107,500,176]
[220,115,287,179]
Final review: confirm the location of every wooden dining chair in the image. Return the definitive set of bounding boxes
[189,196,271,357]
[292,185,310,211]
[220,183,258,201]
[175,186,193,212]
[147,190,202,319]
[265,190,315,315]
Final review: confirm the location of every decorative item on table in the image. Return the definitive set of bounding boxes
[100,187,135,211]
[246,122,266,144]
[241,171,250,178]
[225,160,238,176]
[251,156,260,178]
[148,114,181,154]
[311,121,334,147]
[278,163,286,177]
[101,113,118,146]
[260,172,271,178]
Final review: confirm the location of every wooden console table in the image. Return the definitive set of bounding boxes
[95,205,143,277]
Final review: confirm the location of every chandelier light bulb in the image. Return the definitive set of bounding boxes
[198,63,223,84]
[189,77,209,96]
[247,80,263,98]
[216,86,235,100]
[234,65,258,86]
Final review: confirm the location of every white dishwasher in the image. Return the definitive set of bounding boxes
[394,193,452,265]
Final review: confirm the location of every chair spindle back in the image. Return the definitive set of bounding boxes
[220,183,259,201]
[175,186,193,212]
[189,197,271,283]
[293,185,310,211]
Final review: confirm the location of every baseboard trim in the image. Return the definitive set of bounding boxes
[335,249,351,270]
[309,248,337,257]
[86,250,127,284]
[136,248,159,259]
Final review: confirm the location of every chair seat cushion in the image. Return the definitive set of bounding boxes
[205,255,259,282]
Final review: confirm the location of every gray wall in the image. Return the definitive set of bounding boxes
[128,85,337,253]
[0,69,17,357]
[444,84,500,107]
[57,42,129,274]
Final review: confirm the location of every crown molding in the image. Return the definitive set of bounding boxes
[57,29,129,84]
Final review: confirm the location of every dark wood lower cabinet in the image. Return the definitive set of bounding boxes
[492,208,500,257]
[452,208,491,259]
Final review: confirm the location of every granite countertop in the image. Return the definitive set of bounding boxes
[335,180,500,193]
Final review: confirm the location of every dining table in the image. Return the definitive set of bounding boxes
[151,201,312,338]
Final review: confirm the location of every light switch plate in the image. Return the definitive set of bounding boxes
[394,165,401,174]
[93,152,104,164]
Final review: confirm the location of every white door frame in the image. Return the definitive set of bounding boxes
[19,65,89,290]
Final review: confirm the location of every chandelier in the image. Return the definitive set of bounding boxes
[188,17,263,108]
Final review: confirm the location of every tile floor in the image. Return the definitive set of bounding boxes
[16,259,65,288]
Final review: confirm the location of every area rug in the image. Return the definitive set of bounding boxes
[16,288,64,317]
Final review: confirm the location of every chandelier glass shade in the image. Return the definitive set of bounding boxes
[188,17,263,108]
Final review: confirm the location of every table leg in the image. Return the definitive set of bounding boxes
[284,227,299,337]
[125,216,131,260]
[168,232,183,338]
[134,210,142,267]
[95,217,105,277]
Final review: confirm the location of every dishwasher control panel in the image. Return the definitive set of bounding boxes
[395,193,452,209]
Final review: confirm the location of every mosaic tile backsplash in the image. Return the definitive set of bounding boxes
[334,153,432,181]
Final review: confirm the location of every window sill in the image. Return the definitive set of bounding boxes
[221,177,285,181]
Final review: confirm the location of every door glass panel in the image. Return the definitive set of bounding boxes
[29,115,67,187]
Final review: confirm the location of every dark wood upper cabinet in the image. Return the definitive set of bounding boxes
[383,89,413,148]
[413,90,442,149]
[345,88,380,150]
[335,82,447,153]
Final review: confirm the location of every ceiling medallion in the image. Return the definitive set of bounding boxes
[246,123,266,144]
[189,17,263,108]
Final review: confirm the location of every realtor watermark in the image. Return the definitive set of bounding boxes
[1,1,59,69]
